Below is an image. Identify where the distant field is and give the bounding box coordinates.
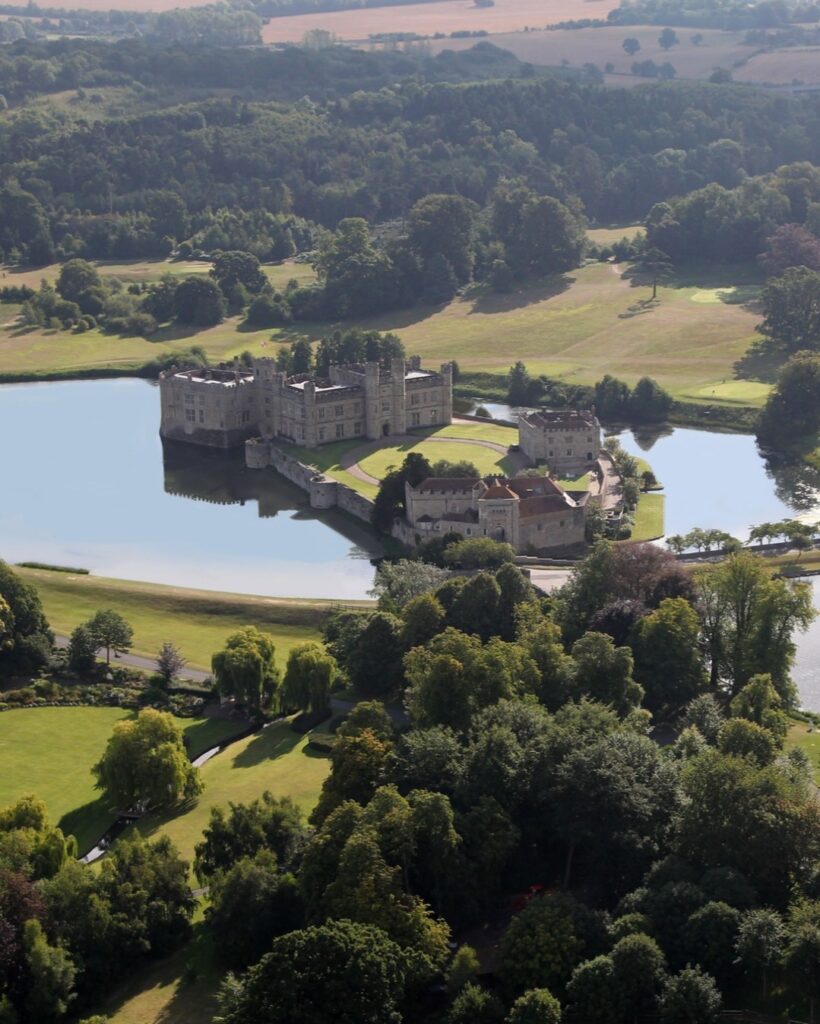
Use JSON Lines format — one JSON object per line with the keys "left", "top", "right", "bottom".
{"left": 733, "top": 46, "right": 820, "bottom": 86}
{"left": 587, "top": 224, "right": 643, "bottom": 245}
{"left": 427, "top": 25, "right": 751, "bottom": 81}
{"left": 16, "top": 567, "right": 348, "bottom": 671}
{"left": 0, "top": 707, "right": 244, "bottom": 855}
{"left": 262, "top": 0, "right": 615, "bottom": 44}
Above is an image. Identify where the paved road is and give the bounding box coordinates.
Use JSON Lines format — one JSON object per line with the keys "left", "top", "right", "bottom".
{"left": 53, "top": 635, "right": 211, "bottom": 683}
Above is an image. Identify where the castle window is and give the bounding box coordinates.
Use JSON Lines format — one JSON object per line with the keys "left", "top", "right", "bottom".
{"left": 198, "top": 410, "right": 205, "bottom": 424}
{"left": 566, "top": 449, "right": 572, "bottom": 456}
{"left": 185, "top": 408, "right": 195, "bottom": 423}
{"left": 382, "top": 401, "right": 391, "bottom": 412}
{"left": 335, "top": 405, "right": 344, "bottom": 416}
{"left": 410, "top": 394, "right": 419, "bottom": 406}
{"left": 430, "top": 409, "right": 437, "bottom": 423}
{"left": 335, "top": 423, "right": 345, "bottom": 439}
{"left": 411, "top": 412, "right": 420, "bottom": 426}
{"left": 548, "top": 449, "right": 554, "bottom": 457}
{"left": 299, "top": 425, "right": 305, "bottom": 439}
{"left": 354, "top": 421, "right": 362, "bottom": 434}
{"left": 319, "top": 408, "right": 325, "bottom": 420}
{"left": 319, "top": 427, "right": 326, "bottom": 441}
{"left": 355, "top": 402, "right": 363, "bottom": 414}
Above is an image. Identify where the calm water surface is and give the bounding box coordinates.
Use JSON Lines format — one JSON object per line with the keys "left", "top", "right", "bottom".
{"left": 0, "top": 379, "right": 381, "bottom": 599}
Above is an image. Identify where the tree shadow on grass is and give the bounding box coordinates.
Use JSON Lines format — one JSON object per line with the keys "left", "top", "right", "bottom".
{"left": 59, "top": 797, "right": 116, "bottom": 858}
{"left": 733, "top": 340, "right": 784, "bottom": 384}
{"left": 618, "top": 297, "right": 658, "bottom": 319}
{"left": 230, "top": 722, "right": 302, "bottom": 770}
{"left": 467, "top": 274, "right": 574, "bottom": 315}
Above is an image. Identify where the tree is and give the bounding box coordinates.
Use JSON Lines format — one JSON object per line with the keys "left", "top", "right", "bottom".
{"left": 174, "top": 275, "right": 226, "bottom": 326}
{"left": 683, "top": 901, "right": 740, "bottom": 983}
{"left": 571, "top": 632, "right": 643, "bottom": 715}
{"left": 448, "top": 982, "right": 505, "bottom": 1024}
{"left": 22, "top": 918, "right": 76, "bottom": 1021}
{"left": 281, "top": 643, "right": 337, "bottom": 715}
{"left": 718, "top": 718, "right": 778, "bottom": 766}
{"left": 67, "top": 623, "right": 98, "bottom": 674}
{"left": 659, "top": 27, "right": 679, "bottom": 48}
{"left": 633, "top": 598, "right": 706, "bottom": 715}
{"left": 783, "top": 901, "right": 820, "bottom": 1024}
{"left": 565, "top": 956, "right": 619, "bottom": 1024}
{"left": 448, "top": 573, "right": 502, "bottom": 641}
{"left": 194, "top": 792, "right": 305, "bottom": 882}
{"left": 409, "top": 194, "right": 478, "bottom": 283}
{"left": 86, "top": 609, "right": 133, "bottom": 665}
{"left": 659, "top": 967, "right": 722, "bottom": 1024}
{"left": 623, "top": 37, "right": 640, "bottom": 55}
{"left": 757, "top": 350, "right": 820, "bottom": 447}
{"left": 630, "top": 376, "right": 672, "bottom": 421}
{"left": 735, "top": 908, "right": 785, "bottom": 999}
{"left": 312, "top": 729, "right": 392, "bottom": 825}
{"left": 508, "top": 361, "right": 533, "bottom": 404}
{"left": 506, "top": 988, "right": 562, "bottom": 1024}
{"left": 156, "top": 641, "right": 186, "bottom": 684}
{"left": 447, "top": 945, "right": 480, "bottom": 994}
{"left": 443, "top": 538, "right": 515, "bottom": 571}
{"left": 56, "top": 258, "right": 101, "bottom": 307}
{"left": 757, "top": 266, "right": 820, "bottom": 354}
{"left": 370, "top": 559, "right": 449, "bottom": 611}
{"left": 93, "top": 708, "right": 202, "bottom": 811}
{"left": 631, "top": 247, "right": 673, "bottom": 299}
{"left": 215, "top": 919, "right": 420, "bottom": 1024}
{"left": 610, "top": 932, "right": 668, "bottom": 1019}
{"left": 348, "top": 612, "right": 405, "bottom": 698}
{"left": 0, "top": 560, "right": 52, "bottom": 675}
{"left": 401, "top": 593, "right": 446, "bottom": 650}
{"left": 499, "top": 892, "right": 607, "bottom": 998}
{"left": 212, "top": 627, "right": 280, "bottom": 712}
{"left": 210, "top": 250, "right": 267, "bottom": 301}
{"left": 758, "top": 223, "right": 820, "bottom": 276}
{"left": 207, "top": 851, "right": 303, "bottom": 969}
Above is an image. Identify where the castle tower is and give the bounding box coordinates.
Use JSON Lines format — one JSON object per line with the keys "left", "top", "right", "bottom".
{"left": 364, "top": 362, "right": 381, "bottom": 440}
{"left": 440, "top": 362, "right": 453, "bottom": 425}
{"left": 302, "top": 380, "right": 318, "bottom": 447}
{"left": 391, "top": 356, "right": 407, "bottom": 435}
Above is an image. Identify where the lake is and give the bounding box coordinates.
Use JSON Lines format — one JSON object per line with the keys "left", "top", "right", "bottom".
{"left": 1, "top": 380, "right": 817, "bottom": 707}
{"left": 0, "top": 379, "right": 382, "bottom": 599}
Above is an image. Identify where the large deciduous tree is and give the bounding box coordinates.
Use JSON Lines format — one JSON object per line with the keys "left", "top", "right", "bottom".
{"left": 281, "top": 643, "right": 337, "bottom": 715}
{"left": 212, "top": 627, "right": 280, "bottom": 712}
{"left": 757, "top": 265, "right": 820, "bottom": 354}
{"left": 93, "top": 707, "right": 202, "bottom": 811}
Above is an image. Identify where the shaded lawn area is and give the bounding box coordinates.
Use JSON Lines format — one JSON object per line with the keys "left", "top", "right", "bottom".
{"left": 631, "top": 492, "right": 665, "bottom": 542}
{"left": 131, "top": 718, "right": 331, "bottom": 866}
{"left": 786, "top": 721, "right": 820, "bottom": 785}
{"left": 17, "top": 567, "right": 342, "bottom": 671}
{"left": 0, "top": 707, "right": 245, "bottom": 856}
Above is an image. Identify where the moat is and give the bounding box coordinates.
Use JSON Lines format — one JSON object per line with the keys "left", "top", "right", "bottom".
{"left": 1, "top": 379, "right": 818, "bottom": 708}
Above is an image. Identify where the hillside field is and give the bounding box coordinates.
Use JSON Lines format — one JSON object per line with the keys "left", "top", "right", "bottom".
{"left": 16, "top": 567, "right": 353, "bottom": 670}
{"left": 1, "top": 260, "right": 768, "bottom": 409}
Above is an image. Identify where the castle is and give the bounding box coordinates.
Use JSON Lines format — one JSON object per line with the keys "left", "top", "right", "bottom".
{"left": 404, "top": 473, "right": 588, "bottom": 551}
{"left": 159, "top": 357, "right": 453, "bottom": 449}
{"left": 518, "top": 409, "right": 602, "bottom": 476}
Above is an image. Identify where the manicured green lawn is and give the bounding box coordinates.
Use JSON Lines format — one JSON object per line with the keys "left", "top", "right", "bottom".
{"left": 0, "top": 707, "right": 245, "bottom": 855}
{"left": 132, "top": 718, "right": 330, "bottom": 867}
{"left": 786, "top": 721, "right": 820, "bottom": 784}
{"left": 586, "top": 225, "right": 643, "bottom": 244}
{"left": 17, "top": 567, "right": 362, "bottom": 671}
{"left": 557, "top": 471, "right": 592, "bottom": 491}
{"left": 283, "top": 437, "right": 379, "bottom": 497}
{"left": 1, "top": 261, "right": 767, "bottom": 409}
{"left": 359, "top": 438, "right": 515, "bottom": 480}
{"left": 432, "top": 421, "right": 518, "bottom": 446}
{"left": 631, "top": 492, "right": 665, "bottom": 541}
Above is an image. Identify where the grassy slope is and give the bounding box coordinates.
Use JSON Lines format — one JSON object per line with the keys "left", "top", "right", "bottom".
{"left": 786, "top": 721, "right": 820, "bottom": 784}
{"left": 1, "top": 261, "right": 766, "bottom": 408}
{"left": 16, "top": 567, "right": 369, "bottom": 670}
{"left": 631, "top": 492, "right": 665, "bottom": 541}
{"left": 131, "top": 718, "right": 330, "bottom": 866}
{"left": 0, "top": 707, "right": 245, "bottom": 854}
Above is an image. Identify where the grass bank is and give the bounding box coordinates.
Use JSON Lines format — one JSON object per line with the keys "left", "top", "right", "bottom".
{"left": 0, "top": 707, "right": 246, "bottom": 855}
{"left": 786, "top": 721, "right": 820, "bottom": 785}
{"left": 16, "top": 567, "right": 371, "bottom": 671}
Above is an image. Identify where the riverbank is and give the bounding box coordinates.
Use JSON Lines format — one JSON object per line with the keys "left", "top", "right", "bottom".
{"left": 16, "top": 567, "right": 371, "bottom": 671}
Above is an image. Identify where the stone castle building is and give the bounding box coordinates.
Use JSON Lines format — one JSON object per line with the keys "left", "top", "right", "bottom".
{"left": 159, "top": 356, "right": 453, "bottom": 449}
{"left": 518, "top": 409, "right": 602, "bottom": 476}
{"left": 404, "top": 473, "right": 588, "bottom": 553}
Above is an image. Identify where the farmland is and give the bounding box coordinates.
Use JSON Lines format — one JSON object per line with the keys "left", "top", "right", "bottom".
{"left": 262, "top": 0, "right": 616, "bottom": 44}
{"left": 427, "top": 25, "right": 752, "bottom": 83}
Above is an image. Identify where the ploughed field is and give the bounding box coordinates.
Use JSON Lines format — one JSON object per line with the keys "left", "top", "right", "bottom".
{"left": 261, "top": 0, "right": 615, "bottom": 44}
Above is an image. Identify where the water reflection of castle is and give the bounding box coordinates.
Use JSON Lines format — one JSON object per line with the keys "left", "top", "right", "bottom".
{"left": 161, "top": 440, "right": 384, "bottom": 554}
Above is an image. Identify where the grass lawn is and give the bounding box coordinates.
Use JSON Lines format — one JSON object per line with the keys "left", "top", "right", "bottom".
{"left": 631, "top": 492, "right": 665, "bottom": 541}
{"left": 433, "top": 421, "right": 518, "bottom": 446}
{"left": 2, "top": 262, "right": 767, "bottom": 410}
{"left": 359, "top": 437, "right": 515, "bottom": 480}
{"left": 132, "top": 718, "right": 331, "bottom": 866}
{"left": 586, "top": 225, "right": 643, "bottom": 245}
{"left": 0, "top": 707, "right": 245, "bottom": 855}
{"left": 786, "top": 721, "right": 820, "bottom": 784}
{"left": 283, "top": 437, "right": 379, "bottom": 497}
{"left": 16, "top": 567, "right": 366, "bottom": 671}
{"left": 557, "top": 471, "right": 592, "bottom": 491}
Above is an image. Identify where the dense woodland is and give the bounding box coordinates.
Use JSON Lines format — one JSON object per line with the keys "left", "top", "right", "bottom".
{"left": 1, "top": 542, "right": 819, "bottom": 1023}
